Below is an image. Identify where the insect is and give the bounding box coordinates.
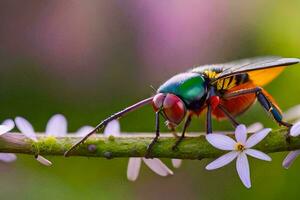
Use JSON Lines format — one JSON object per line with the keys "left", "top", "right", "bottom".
{"left": 65, "top": 56, "right": 300, "bottom": 157}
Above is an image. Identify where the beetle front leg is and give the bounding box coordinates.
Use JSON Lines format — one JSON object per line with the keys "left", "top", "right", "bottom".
{"left": 145, "top": 111, "right": 161, "bottom": 158}
{"left": 206, "top": 103, "right": 213, "bottom": 134}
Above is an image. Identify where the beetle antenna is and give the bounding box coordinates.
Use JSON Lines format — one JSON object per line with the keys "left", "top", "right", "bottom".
{"left": 149, "top": 85, "right": 157, "bottom": 92}
{"left": 64, "top": 97, "right": 154, "bottom": 157}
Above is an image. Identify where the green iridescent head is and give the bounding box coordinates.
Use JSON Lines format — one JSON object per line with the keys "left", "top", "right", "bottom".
{"left": 157, "top": 72, "right": 207, "bottom": 107}
{"left": 152, "top": 72, "right": 207, "bottom": 127}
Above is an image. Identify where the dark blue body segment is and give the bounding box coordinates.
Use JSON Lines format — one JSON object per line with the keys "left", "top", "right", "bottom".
{"left": 257, "top": 92, "right": 283, "bottom": 121}
{"left": 270, "top": 107, "right": 282, "bottom": 122}
{"left": 157, "top": 72, "right": 208, "bottom": 109}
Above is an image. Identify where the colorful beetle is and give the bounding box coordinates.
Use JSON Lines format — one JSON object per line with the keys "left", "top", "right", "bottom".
{"left": 65, "top": 56, "right": 300, "bottom": 157}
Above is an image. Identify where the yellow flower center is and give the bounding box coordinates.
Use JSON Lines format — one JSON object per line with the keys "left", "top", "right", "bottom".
{"left": 235, "top": 143, "right": 245, "bottom": 151}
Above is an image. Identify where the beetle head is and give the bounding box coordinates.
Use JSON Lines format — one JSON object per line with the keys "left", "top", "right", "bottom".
{"left": 152, "top": 93, "right": 187, "bottom": 127}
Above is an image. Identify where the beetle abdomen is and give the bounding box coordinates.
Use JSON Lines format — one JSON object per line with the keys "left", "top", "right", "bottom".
{"left": 213, "top": 82, "right": 256, "bottom": 119}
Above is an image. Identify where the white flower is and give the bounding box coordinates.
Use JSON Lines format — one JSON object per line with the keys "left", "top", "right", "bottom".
{"left": 171, "top": 159, "right": 182, "bottom": 168}
{"left": 75, "top": 126, "right": 95, "bottom": 137}
{"left": 246, "top": 122, "right": 264, "bottom": 133}
{"left": 45, "top": 114, "right": 68, "bottom": 137}
{"left": 0, "top": 119, "right": 15, "bottom": 136}
{"left": 283, "top": 104, "right": 300, "bottom": 123}
{"left": 0, "top": 119, "right": 17, "bottom": 163}
{"left": 172, "top": 123, "right": 264, "bottom": 169}
{"left": 290, "top": 121, "right": 300, "bottom": 137}
{"left": 280, "top": 104, "right": 300, "bottom": 169}
{"left": 103, "top": 120, "right": 173, "bottom": 181}
{"left": 45, "top": 114, "right": 94, "bottom": 137}
{"left": 15, "top": 114, "right": 93, "bottom": 166}
{"left": 205, "top": 124, "right": 272, "bottom": 188}
{"left": 242, "top": 105, "right": 300, "bottom": 169}
{"left": 282, "top": 150, "right": 300, "bottom": 169}
{"left": 282, "top": 121, "right": 300, "bottom": 169}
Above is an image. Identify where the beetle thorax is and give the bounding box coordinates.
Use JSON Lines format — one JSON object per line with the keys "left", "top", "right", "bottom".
{"left": 157, "top": 72, "right": 208, "bottom": 110}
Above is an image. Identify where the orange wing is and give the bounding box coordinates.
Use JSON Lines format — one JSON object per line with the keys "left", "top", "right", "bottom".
{"left": 247, "top": 67, "right": 285, "bottom": 86}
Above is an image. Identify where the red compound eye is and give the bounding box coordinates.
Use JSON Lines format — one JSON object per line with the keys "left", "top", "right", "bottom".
{"left": 152, "top": 93, "right": 166, "bottom": 111}
{"left": 163, "top": 94, "right": 186, "bottom": 125}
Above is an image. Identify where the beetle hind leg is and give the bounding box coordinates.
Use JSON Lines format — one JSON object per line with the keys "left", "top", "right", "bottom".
{"left": 224, "top": 87, "right": 292, "bottom": 129}
{"left": 259, "top": 90, "right": 294, "bottom": 144}
{"left": 256, "top": 90, "right": 292, "bottom": 128}
{"left": 256, "top": 89, "right": 293, "bottom": 142}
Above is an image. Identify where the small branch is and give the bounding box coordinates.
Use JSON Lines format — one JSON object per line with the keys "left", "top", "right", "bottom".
{"left": 0, "top": 128, "right": 297, "bottom": 159}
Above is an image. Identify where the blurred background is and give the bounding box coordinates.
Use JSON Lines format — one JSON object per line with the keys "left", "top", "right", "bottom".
{"left": 0, "top": 0, "right": 300, "bottom": 199}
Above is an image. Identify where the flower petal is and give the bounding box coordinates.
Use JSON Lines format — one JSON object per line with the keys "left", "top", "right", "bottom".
{"left": 127, "top": 158, "right": 142, "bottom": 181}
{"left": 0, "top": 153, "right": 17, "bottom": 162}
{"left": 247, "top": 122, "right": 263, "bottom": 133}
{"left": 171, "top": 159, "right": 182, "bottom": 168}
{"left": 142, "top": 158, "right": 173, "bottom": 176}
{"left": 35, "top": 155, "right": 52, "bottom": 166}
{"left": 282, "top": 150, "right": 300, "bottom": 169}
{"left": 245, "top": 128, "right": 271, "bottom": 148}
{"left": 103, "top": 120, "right": 121, "bottom": 136}
{"left": 76, "top": 126, "right": 94, "bottom": 137}
{"left": 236, "top": 152, "right": 251, "bottom": 188}
{"left": 206, "top": 151, "right": 239, "bottom": 170}
{"left": 45, "top": 114, "right": 67, "bottom": 137}
{"left": 244, "top": 149, "right": 271, "bottom": 161}
{"left": 2, "top": 119, "right": 15, "bottom": 131}
{"left": 15, "top": 117, "right": 37, "bottom": 141}
{"left": 235, "top": 124, "right": 247, "bottom": 144}
{"left": 290, "top": 122, "right": 300, "bottom": 136}
{"left": 283, "top": 104, "right": 300, "bottom": 122}
{"left": 0, "top": 125, "right": 13, "bottom": 136}
{"left": 206, "top": 134, "right": 236, "bottom": 150}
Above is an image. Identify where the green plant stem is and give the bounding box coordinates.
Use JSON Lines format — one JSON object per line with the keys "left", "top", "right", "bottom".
{"left": 0, "top": 128, "right": 296, "bottom": 159}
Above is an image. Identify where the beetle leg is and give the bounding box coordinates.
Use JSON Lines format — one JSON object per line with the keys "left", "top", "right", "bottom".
{"left": 217, "top": 104, "right": 239, "bottom": 128}
{"left": 145, "top": 111, "right": 161, "bottom": 158}
{"left": 256, "top": 91, "right": 292, "bottom": 142}
{"left": 170, "top": 126, "right": 179, "bottom": 138}
{"left": 172, "top": 114, "right": 192, "bottom": 150}
{"left": 256, "top": 92, "right": 292, "bottom": 127}
{"left": 223, "top": 87, "right": 292, "bottom": 128}
{"left": 223, "top": 87, "right": 261, "bottom": 99}
{"left": 206, "top": 87, "right": 215, "bottom": 134}
{"left": 206, "top": 103, "right": 213, "bottom": 134}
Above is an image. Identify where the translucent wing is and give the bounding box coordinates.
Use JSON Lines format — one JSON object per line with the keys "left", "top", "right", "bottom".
{"left": 215, "top": 57, "right": 300, "bottom": 85}
{"left": 192, "top": 56, "right": 280, "bottom": 75}
{"left": 220, "top": 56, "right": 281, "bottom": 71}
